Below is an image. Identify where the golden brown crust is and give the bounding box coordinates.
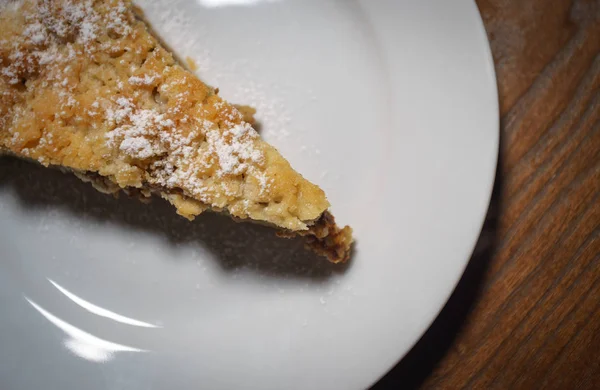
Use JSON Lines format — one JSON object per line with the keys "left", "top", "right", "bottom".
{"left": 0, "top": 0, "right": 353, "bottom": 262}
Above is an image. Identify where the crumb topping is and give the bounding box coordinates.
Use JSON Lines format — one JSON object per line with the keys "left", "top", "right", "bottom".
{"left": 0, "top": 0, "right": 331, "bottom": 231}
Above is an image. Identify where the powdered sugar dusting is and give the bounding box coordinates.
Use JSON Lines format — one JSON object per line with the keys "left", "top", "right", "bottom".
{"left": 206, "top": 122, "right": 263, "bottom": 176}
{"left": 105, "top": 97, "right": 169, "bottom": 160}
{"left": 0, "top": 0, "right": 132, "bottom": 109}
{"left": 36, "top": 0, "right": 105, "bottom": 47}
{"left": 102, "top": 95, "right": 265, "bottom": 206}
{"left": 256, "top": 170, "right": 271, "bottom": 194}
{"left": 128, "top": 74, "right": 157, "bottom": 86}
{"left": 119, "top": 136, "right": 155, "bottom": 159}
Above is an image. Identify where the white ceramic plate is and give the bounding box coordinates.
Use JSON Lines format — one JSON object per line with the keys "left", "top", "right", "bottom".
{"left": 0, "top": 0, "right": 498, "bottom": 389}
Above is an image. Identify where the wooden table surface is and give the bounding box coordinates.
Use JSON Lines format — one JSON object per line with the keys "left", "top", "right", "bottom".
{"left": 375, "top": 0, "right": 600, "bottom": 389}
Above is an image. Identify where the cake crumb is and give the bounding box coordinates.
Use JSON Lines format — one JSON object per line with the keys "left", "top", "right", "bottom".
{"left": 185, "top": 56, "right": 198, "bottom": 71}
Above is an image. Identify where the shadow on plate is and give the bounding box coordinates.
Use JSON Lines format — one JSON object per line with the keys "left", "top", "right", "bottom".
{"left": 372, "top": 160, "right": 502, "bottom": 389}
{"left": 0, "top": 157, "right": 351, "bottom": 282}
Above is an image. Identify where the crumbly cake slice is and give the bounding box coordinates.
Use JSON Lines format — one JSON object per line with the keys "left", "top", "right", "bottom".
{"left": 0, "top": 0, "right": 352, "bottom": 262}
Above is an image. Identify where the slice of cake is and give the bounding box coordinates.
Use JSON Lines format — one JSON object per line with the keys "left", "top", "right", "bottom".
{"left": 0, "top": 0, "right": 353, "bottom": 262}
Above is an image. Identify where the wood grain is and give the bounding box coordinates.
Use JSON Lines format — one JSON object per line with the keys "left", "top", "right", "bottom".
{"left": 374, "top": 0, "right": 599, "bottom": 388}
